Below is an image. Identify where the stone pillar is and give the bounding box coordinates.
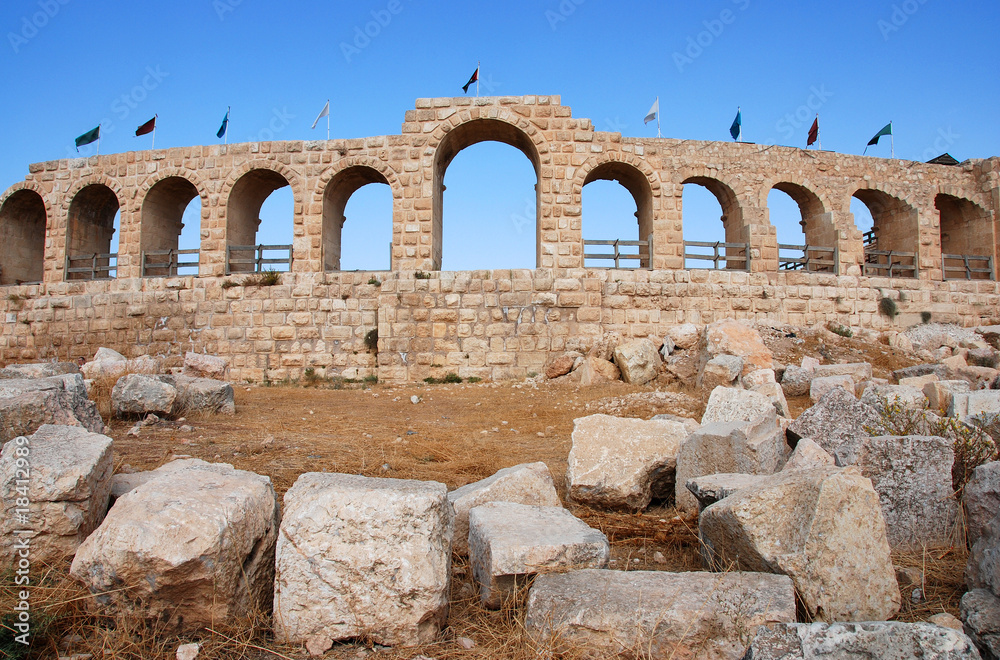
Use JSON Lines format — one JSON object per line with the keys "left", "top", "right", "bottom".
{"left": 655, "top": 183, "right": 684, "bottom": 270}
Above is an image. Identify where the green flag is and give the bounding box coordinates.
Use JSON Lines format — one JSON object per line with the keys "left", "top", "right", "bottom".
{"left": 75, "top": 125, "right": 100, "bottom": 151}
{"left": 864, "top": 122, "right": 892, "bottom": 154}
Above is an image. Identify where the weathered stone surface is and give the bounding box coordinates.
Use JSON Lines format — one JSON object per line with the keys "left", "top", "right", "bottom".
{"left": 704, "top": 319, "right": 773, "bottom": 376}
{"left": 660, "top": 335, "right": 676, "bottom": 358}
{"left": 743, "top": 621, "right": 982, "bottom": 659}
{"left": 0, "top": 374, "right": 105, "bottom": 443}
{"left": 665, "top": 352, "right": 700, "bottom": 381}
{"left": 544, "top": 352, "right": 580, "bottom": 379}
{"left": 810, "top": 374, "right": 856, "bottom": 403}
{"left": 0, "top": 362, "right": 80, "bottom": 379}
{"left": 274, "top": 473, "right": 452, "bottom": 648}
{"left": 786, "top": 387, "right": 881, "bottom": 466}
{"left": 469, "top": 502, "right": 609, "bottom": 608}
{"left": 813, "top": 362, "right": 874, "bottom": 382}
{"left": 699, "top": 466, "right": 901, "bottom": 622}
{"left": 701, "top": 386, "right": 776, "bottom": 426}
{"left": 686, "top": 473, "right": 763, "bottom": 512}
{"left": 577, "top": 356, "right": 620, "bottom": 385}
{"left": 71, "top": 460, "right": 278, "bottom": 631}
{"left": 0, "top": 424, "right": 112, "bottom": 564}
{"left": 900, "top": 373, "right": 940, "bottom": 388}
{"left": 612, "top": 338, "right": 660, "bottom": 385}
{"left": 961, "top": 589, "right": 1000, "bottom": 660}
{"left": 895, "top": 363, "right": 953, "bottom": 383}
{"left": 929, "top": 612, "right": 966, "bottom": 631}
{"left": 675, "top": 412, "right": 783, "bottom": 514}
{"left": 954, "top": 366, "right": 1000, "bottom": 390}
{"left": 783, "top": 437, "right": 836, "bottom": 471}
{"left": 753, "top": 382, "right": 791, "bottom": 417}
{"left": 109, "top": 471, "right": 156, "bottom": 504}
{"left": 701, "top": 354, "right": 744, "bottom": 389}
{"left": 567, "top": 414, "right": 687, "bottom": 510}
{"left": 111, "top": 373, "right": 176, "bottom": 418}
{"left": 183, "top": 351, "right": 229, "bottom": 379}
{"left": 586, "top": 331, "right": 622, "bottom": 361}
{"left": 159, "top": 374, "right": 235, "bottom": 416}
{"left": 906, "top": 323, "right": 981, "bottom": 352}
{"left": 858, "top": 435, "right": 959, "bottom": 549}
{"left": 448, "top": 462, "right": 560, "bottom": 554}
{"left": 861, "top": 383, "right": 927, "bottom": 411}
{"left": 780, "top": 364, "right": 814, "bottom": 397}
{"left": 951, "top": 391, "right": 1000, "bottom": 421}
{"left": 970, "top": 347, "right": 1000, "bottom": 369}
{"left": 966, "top": 462, "right": 1000, "bottom": 594}
{"left": 526, "top": 569, "right": 795, "bottom": 660}
{"left": 80, "top": 347, "right": 128, "bottom": 380}
{"left": 926, "top": 380, "right": 973, "bottom": 413}
{"left": 651, "top": 413, "right": 701, "bottom": 434}
{"left": 667, "top": 323, "right": 701, "bottom": 350}
{"left": 744, "top": 368, "right": 776, "bottom": 389}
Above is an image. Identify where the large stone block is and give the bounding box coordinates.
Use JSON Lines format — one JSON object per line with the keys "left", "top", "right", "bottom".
{"left": 703, "top": 319, "right": 773, "bottom": 376}
{"left": 782, "top": 437, "right": 835, "bottom": 471}
{"left": 813, "top": 362, "right": 874, "bottom": 382}
{"left": 159, "top": 374, "right": 236, "bottom": 416}
{"left": 926, "top": 380, "right": 972, "bottom": 413}
{"left": 567, "top": 414, "right": 687, "bottom": 510}
{"left": 0, "top": 424, "right": 112, "bottom": 564}
{"left": 699, "top": 466, "right": 901, "bottom": 622}
{"left": 612, "top": 338, "right": 660, "bottom": 385}
{"left": 80, "top": 347, "right": 127, "bottom": 380}
{"left": 675, "top": 412, "right": 783, "bottom": 514}
{"left": 274, "top": 473, "right": 452, "bottom": 648}
{"left": 71, "top": 460, "right": 278, "bottom": 631}
{"left": 701, "top": 386, "right": 776, "bottom": 425}
{"left": 700, "top": 354, "right": 743, "bottom": 389}
{"left": 468, "top": 502, "right": 608, "bottom": 608}
{"left": 860, "top": 383, "right": 927, "bottom": 411}
{"left": 0, "top": 362, "right": 80, "bottom": 379}
{"left": 686, "top": 472, "right": 763, "bottom": 512}
{"left": 0, "top": 374, "right": 105, "bottom": 443}
{"left": 183, "top": 351, "right": 229, "bottom": 379}
{"left": 810, "top": 374, "right": 856, "bottom": 403}
{"left": 780, "top": 364, "right": 814, "bottom": 397}
{"left": 961, "top": 588, "right": 1000, "bottom": 660}
{"left": 526, "top": 569, "right": 795, "bottom": 659}
{"left": 111, "top": 373, "right": 176, "bottom": 418}
{"left": 744, "top": 621, "right": 982, "bottom": 659}
{"left": 966, "top": 461, "right": 1000, "bottom": 595}
{"left": 786, "top": 387, "right": 881, "bottom": 466}
{"left": 667, "top": 323, "right": 701, "bottom": 350}
{"left": 447, "top": 462, "right": 560, "bottom": 554}
{"left": 950, "top": 391, "right": 1000, "bottom": 421}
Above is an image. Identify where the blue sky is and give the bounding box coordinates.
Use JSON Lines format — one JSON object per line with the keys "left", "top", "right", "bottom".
{"left": 2, "top": 0, "right": 998, "bottom": 271}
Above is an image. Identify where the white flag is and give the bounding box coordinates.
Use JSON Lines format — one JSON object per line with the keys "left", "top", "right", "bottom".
{"left": 644, "top": 97, "right": 659, "bottom": 125}
{"left": 311, "top": 100, "right": 330, "bottom": 130}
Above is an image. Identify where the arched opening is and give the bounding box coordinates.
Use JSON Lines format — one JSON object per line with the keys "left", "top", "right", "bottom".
{"left": 66, "top": 184, "right": 120, "bottom": 280}
{"left": 323, "top": 166, "right": 392, "bottom": 271}
{"left": 226, "top": 169, "right": 293, "bottom": 274}
{"left": 433, "top": 119, "right": 540, "bottom": 270}
{"left": 681, "top": 177, "right": 746, "bottom": 270}
{"left": 768, "top": 183, "right": 836, "bottom": 273}
{"left": 0, "top": 190, "right": 46, "bottom": 284}
{"left": 937, "top": 194, "right": 994, "bottom": 280}
{"left": 140, "top": 177, "right": 202, "bottom": 276}
{"left": 852, "top": 189, "right": 919, "bottom": 277}
{"left": 582, "top": 162, "right": 653, "bottom": 268}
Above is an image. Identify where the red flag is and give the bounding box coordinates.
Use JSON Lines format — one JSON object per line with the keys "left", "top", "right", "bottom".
{"left": 135, "top": 116, "right": 156, "bottom": 137}
{"left": 807, "top": 116, "right": 819, "bottom": 147}
{"left": 462, "top": 66, "right": 479, "bottom": 94}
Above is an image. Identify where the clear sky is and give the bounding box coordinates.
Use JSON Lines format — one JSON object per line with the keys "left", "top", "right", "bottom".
{"left": 2, "top": 0, "right": 998, "bottom": 272}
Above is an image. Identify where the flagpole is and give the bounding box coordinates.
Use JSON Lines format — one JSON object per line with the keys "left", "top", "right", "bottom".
{"left": 226, "top": 107, "right": 229, "bottom": 145}
{"left": 656, "top": 97, "right": 661, "bottom": 138}
{"left": 326, "top": 100, "right": 330, "bottom": 141}
{"left": 97, "top": 123, "right": 101, "bottom": 156}
{"left": 476, "top": 61, "right": 480, "bottom": 98}
{"left": 890, "top": 121, "right": 894, "bottom": 159}
{"left": 817, "top": 114, "right": 821, "bottom": 150}
{"left": 151, "top": 114, "right": 156, "bottom": 150}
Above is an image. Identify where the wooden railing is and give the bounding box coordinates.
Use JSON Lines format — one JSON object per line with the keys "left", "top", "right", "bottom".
{"left": 65, "top": 253, "right": 117, "bottom": 280}
{"left": 226, "top": 244, "right": 292, "bottom": 274}
{"left": 943, "top": 254, "right": 994, "bottom": 280}
{"left": 583, "top": 235, "right": 653, "bottom": 269}
{"left": 141, "top": 249, "right": 200, "bottom": 277}
{"left": 863, "top": 249, "right": 918, "bottom": 278}
{"left": 683, "top": 241, "right": 751, "bottom": 271}
{"left": 778, "top": 244, "right": 839, "bottom": 274}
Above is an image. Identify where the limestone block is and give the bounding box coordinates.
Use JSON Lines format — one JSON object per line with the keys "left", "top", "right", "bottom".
{"left": 0, "top": 425, "right": 112, "bottom": 564}
{"left": 667, "top": 323, "right": 700, "bottom": 350}
{"left": 159, "top": 375, "right": 235, "bottom": 416}
{"left": 944, "top": 354, "right": 970, "bottom": 371}
{"left": 577, "top": 356, "right": 620, "bottom": 385}
{"left": 813, "top": 362, "right": 874, "bottom": 382}
{"left": 80, "top": 347, "right": 127, "bottom": 379}
{"left": 786, "top": 387, "right": 881, "bottom": 466}
{"left": 0, "top": 374, "right": 105, "bottom": 443}
{"left": 860, "top": 383, "right": 927, "bottom": 411}
{"left": 926, "top": 380, "right": 972, "bottom": 413}
{"left": 703, "top": 319, "right": 773, "bottom": 375}
{"left": 900, "top": 373, "right": 940, "bottom": 388}
{"left": 447, "top": 462, "right": 560, "bottom": 554}
{"left": 782, "top": 438, "right": 836, "bottom": 471}
{"left": 970, "top": 347, "right": 1000, "bottom": 369}
{"left": 699, "top": 466, "right": 901, "bottom": 622}
{"left": 586, "top": 331, "right": 622, "bottom": 361}
{"left": 701, "top": 386, "right": 775, "bottom": 426}
{"left": 111, "top": 374, "right": 176, "bottom": 418}
{"left": 744, "top": 621, "right": 981, "bottom": 659}
{"left": 183, "top": 351, "right": 229, "bottom": 379}
{"left": 651, "top": 413, "right": 701, "bottom": 434}
{"left": 274, "top": 473, "right": 452, "bottom": 648}
{"left": 951, "top": 391, "right": 1000, "bottom": 421}
{"left": 675, "top": 411, "right": 783, "bottom": 514}
{"left": 753, "top": 382, "right": 790, "bottom": 418}
{"left": 780, "top": 364, "right": 814, "bottom": 397}
{"left": 894, "top": 363, "right": 951, "bottom": 383}
{"left": 801, "top": 356, "right": 821, "bottom": 370}
{"left": 544, "top": 352, "right": 580, "bottom": 379}
{"left": 612, "top": 338, "right": 660, "bottom": 385}
{"left": 700, "top": 354, "right": 743, "bottom": 389}
{"left": 126, "top": 355, "right": 162, "bottom": 374}
{"left": 685, "top": 473, "right": 762, "bottom": 512}
{"left": 665, "top": 353, "right": 700, "bottom": 381}
{"left": 525, "top": 569, "right": 795, "bottom": 659}
{"left": 469, "top": 502, "right": 609, "bottom": 608}
{"left": 567, "top": 414, "right": 687, "bottom": 510}
{"left": 0, "top": 362, "right": 80, "bottom": 379}
{"left": 660, "top": 335, "right": 676, "bottom": 358}
{"left": 71, "top": 460, "right": 278, "bottom": 631}
{"left": 810, "top": 374, "right": 856, "bottom": 403}
{"left": 966, "top": 462, "right": 1000, "bottom": 594}
{"left": 961, "top": 589, "right": 1000, "bottom": 660}
{"left": 858, "top": 435, "right": 959, "bottom": 549}
{"left": 744, "top": 368, "right": 776, "bottom": 389}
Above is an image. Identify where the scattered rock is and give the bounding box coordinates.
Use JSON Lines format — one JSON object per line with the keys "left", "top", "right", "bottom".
{"left": 928, "top": 613, "right": 964, "bottom": 631}
{"left": 685, "top": 473, "right": 762, "bottom": 512}
{"left": 587, "top": 331, "right": 623, "bottom": 361}
{"left": 703, "top": 319, "right": 773, "bottom": 376}
{"left": 786, "top": 387, "right": 881, "bottom": 466}
{"left": 0, "top": 362, "right": 80, "bottom": 379}
{"left": 544, "top": 352, "right": 580, "bottom": 379}
{"left": 176, "top": 642, "right": 201, "bottom": 660}
{"left": 970, "top": 347, "right": 1000, "bottom": 369}
{"left": 860, "top": 383, "right": 927, "bottom": 411}
{"left": 183, "top": 352, "right": 229, "bottom": 379}
{"left": 667, "top": 323, "right": 701, "bottom": 350}
{"left": 80, "top": 348, "right": 127, "bottom": 380}
{"left": 965, "top": 461, "right": 1000, "bottom": 594}
{"left": 782, "top": 437, "right": 835, "bottom": 471}
{"left": 961, "top": 588, "right": 1000, "bottom": 660}
{"left": 612, "top": 338, "right": 660, "bottom": 385}
{"left": 810, "top": 374, "right": 856, "bottom": 403}
{"left": 899, "top": 373, "right": 940, "bottom": 388}
{"left": 925, "top": 380, "right": 972, "bottom": 413}
{"left": 744, "top": 368, "right": 776, "bottom": 389}
{"left": 158, "top": 375, "right": 235, "bottom": 416}
{"left": 743, "top": 621, "right": 981, "bottom": 659}
{"left": 111, "top": 374, "right": 176, "bottom": 418}
{"left": 456, "top": 636, "right": 476, "bottom": 650}
{"left": 780, "top": 364, "right": 814, "bottom": 397}
{"left": 700, "top": 354, "right": 744, "bottom": 389}
{"left": 0, "top": 374, "right": 105, "bottom": 443}
{"left": 577, "top": 356, "right": 620, "bottom": 385}
{"left": 659, "top": 335, "right": 676, "bottom": 359}
{"left": 701, "top": 386, "right": 776, "bottom": 426}
{"left": 410, "top": 395, "right": 421, "bottom": 404}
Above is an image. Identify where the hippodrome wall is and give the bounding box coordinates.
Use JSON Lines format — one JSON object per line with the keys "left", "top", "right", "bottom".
{"left": 1, "top": 95, "right": 999, "bottom": 382}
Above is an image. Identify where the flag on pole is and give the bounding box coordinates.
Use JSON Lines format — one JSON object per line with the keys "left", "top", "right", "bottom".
{"left": 644, "top": 98, "right": 659, "bottom": 125}
{"left": 807, "top": 116, "right": 819, "bottom": 147}
{"left": 311, "top": 100, "right": 330, "bottom": 130}
{"left": 462, "top": 66, "right": 479, "bottom": 94}
{"left": 75, "top": 125, "right": 100, "bottom": 151}
{"left": 864, "top": 122, "right": 892, "bottom": 154}
{"left": 216, "top": 108, "right": 230, "bottom": 139}
{"left": 135, "top": 116, "right": 156, "bottom": 137}
{"left": 729, "top": 108, "right": 742, "bottom": 141}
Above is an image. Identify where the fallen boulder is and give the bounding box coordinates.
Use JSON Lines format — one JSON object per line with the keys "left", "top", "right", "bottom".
{"left": 667, "top": 323, "right": 700, "bottom": 350}
{"left": 111, "top": 374, "right": 176, "bottom": 418}
{"left": 743, "top": 621, "right": 982, "bottom": 659}
{"left": 703, "top": 319, "right": 773, "bottom": 376}
{"left": 0, "top": 362, "right": 80, "bottom": 379}
{"left": 960, "top": 588, "right": 1000, "bottom": 660}
{"left": 612, "top": 339, "right": 660, "bottom": 385}
{"left": 183, "top": 351, "right": 229, "bottom": 379}
{"left": 700, "top": 354, "right": 743, "bottom": 389}
{"left": 965, "top": 461, "right": 1000, "bottom": 594}
{"left": 810, "top": 374, "right": 856, "bottom": 403}
{"left": 685, "top": 473, "right": 762, "bottom": 512}
{"left": 577, "top": 356, "right": 620, "bottom": 385}
{"left": 701, "top": 386, "right": 776, "bottom": 426}
{"left": 782, "top": 437, "right": 836, "bottom": 471}
{"left": 780, "top": 364, "right": 814, "bottom": 397}
{"left": 860, "top": 383, "right": 927, "bottom": 411}
{"left": 0, "top": 374, "right": 104, "bottom": 443}
{"left": 159, "top": 374, "right": 235, "bottom": 416}
{"left": 926, "top": 380, "right": 972, "bottom": 413}
{"left": 80, "top": 347, "right": 128, "bottom": 380}
{"left": 786, "top": 387, "right": 882, "bottom": 466}
{"left": 544, "top": 352, "right": 580, "bottom": 379}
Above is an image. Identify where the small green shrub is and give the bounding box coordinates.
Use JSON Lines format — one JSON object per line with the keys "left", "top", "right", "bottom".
{"left": 921, "top": 311, "right": 932, "bottom": 324}
{"left": 827, "top": 323, "right": 853, "bottom": 338}
{"left": 443, "top": 372, "right": 462, "bottom": 384}
{"left": 367, "top": 277, "right": 382, "bottom": 286}
{"left": 878, "top": 296, "right": 898, "bottom": 319}
{"left": 414, "top": 271, "right": 431, "bottom": 280}
{"left": 467, "top": 376, "right": 482, "bottom": 383}
{"left": 243, "top": 270, "right": 281, "bottom": 287}
{"left": 364, "top": 329, "right": 378, "bottom": 352}
{"left": 221, "top": 279, "right": 239, "bottom": 289}
{"left": 363, "top": 374, "right": 378, "bottom": 383}
{"left": 423, "top": 376, "right": 439, "bottom": 384}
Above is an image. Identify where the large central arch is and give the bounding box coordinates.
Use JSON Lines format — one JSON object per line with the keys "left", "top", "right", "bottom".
{"left": 432, "top": 118, "right": 541, "bottom": 270}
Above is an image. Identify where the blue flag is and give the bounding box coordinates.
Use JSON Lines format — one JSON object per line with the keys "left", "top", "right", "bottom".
{"left": 216, "top": 107, "right": 230, "bottom": 139}
{"left": 729, "top": 108, "right": 742, "bottom": 141}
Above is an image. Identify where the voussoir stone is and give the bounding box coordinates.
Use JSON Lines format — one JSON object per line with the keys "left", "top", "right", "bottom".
{"left": 526, "top": 569, "right": 795, "bottom": 660}
{"left": 786, "top": 386, "right": 881, "bottom": 466}
{"left": 699, "top": 466, "right": 901, "bottom": 622}
{"left": 743, "top": 621, "right": 982, "bottom": 660}
{"left": 274, "top": 473, "right": 452, "bottom": 648}
{"left": 447, "top": 462, "right": 561, "bottom": 554}
{"left": 0, "top": 374, "right": 105, "bottom": 443}
{"left": 567, "top": 414, "right": 687, "bottom": 510}
{"left": 0, "top": 424, "right": 112, "bottom": 565}
{"left": 612, "top": 338, "right": 660, "bottom": 385}
{"left": 71, "top": 459, "right": 279, "bottom": 631}
{"left": 468, "top": 502, "right": 609, "bottom": 608}
{"left": 701, "top": 386, "right": 777, "bottom": 426}
{"left": 111, "top": 373, "right": 176, "bottom": 418}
